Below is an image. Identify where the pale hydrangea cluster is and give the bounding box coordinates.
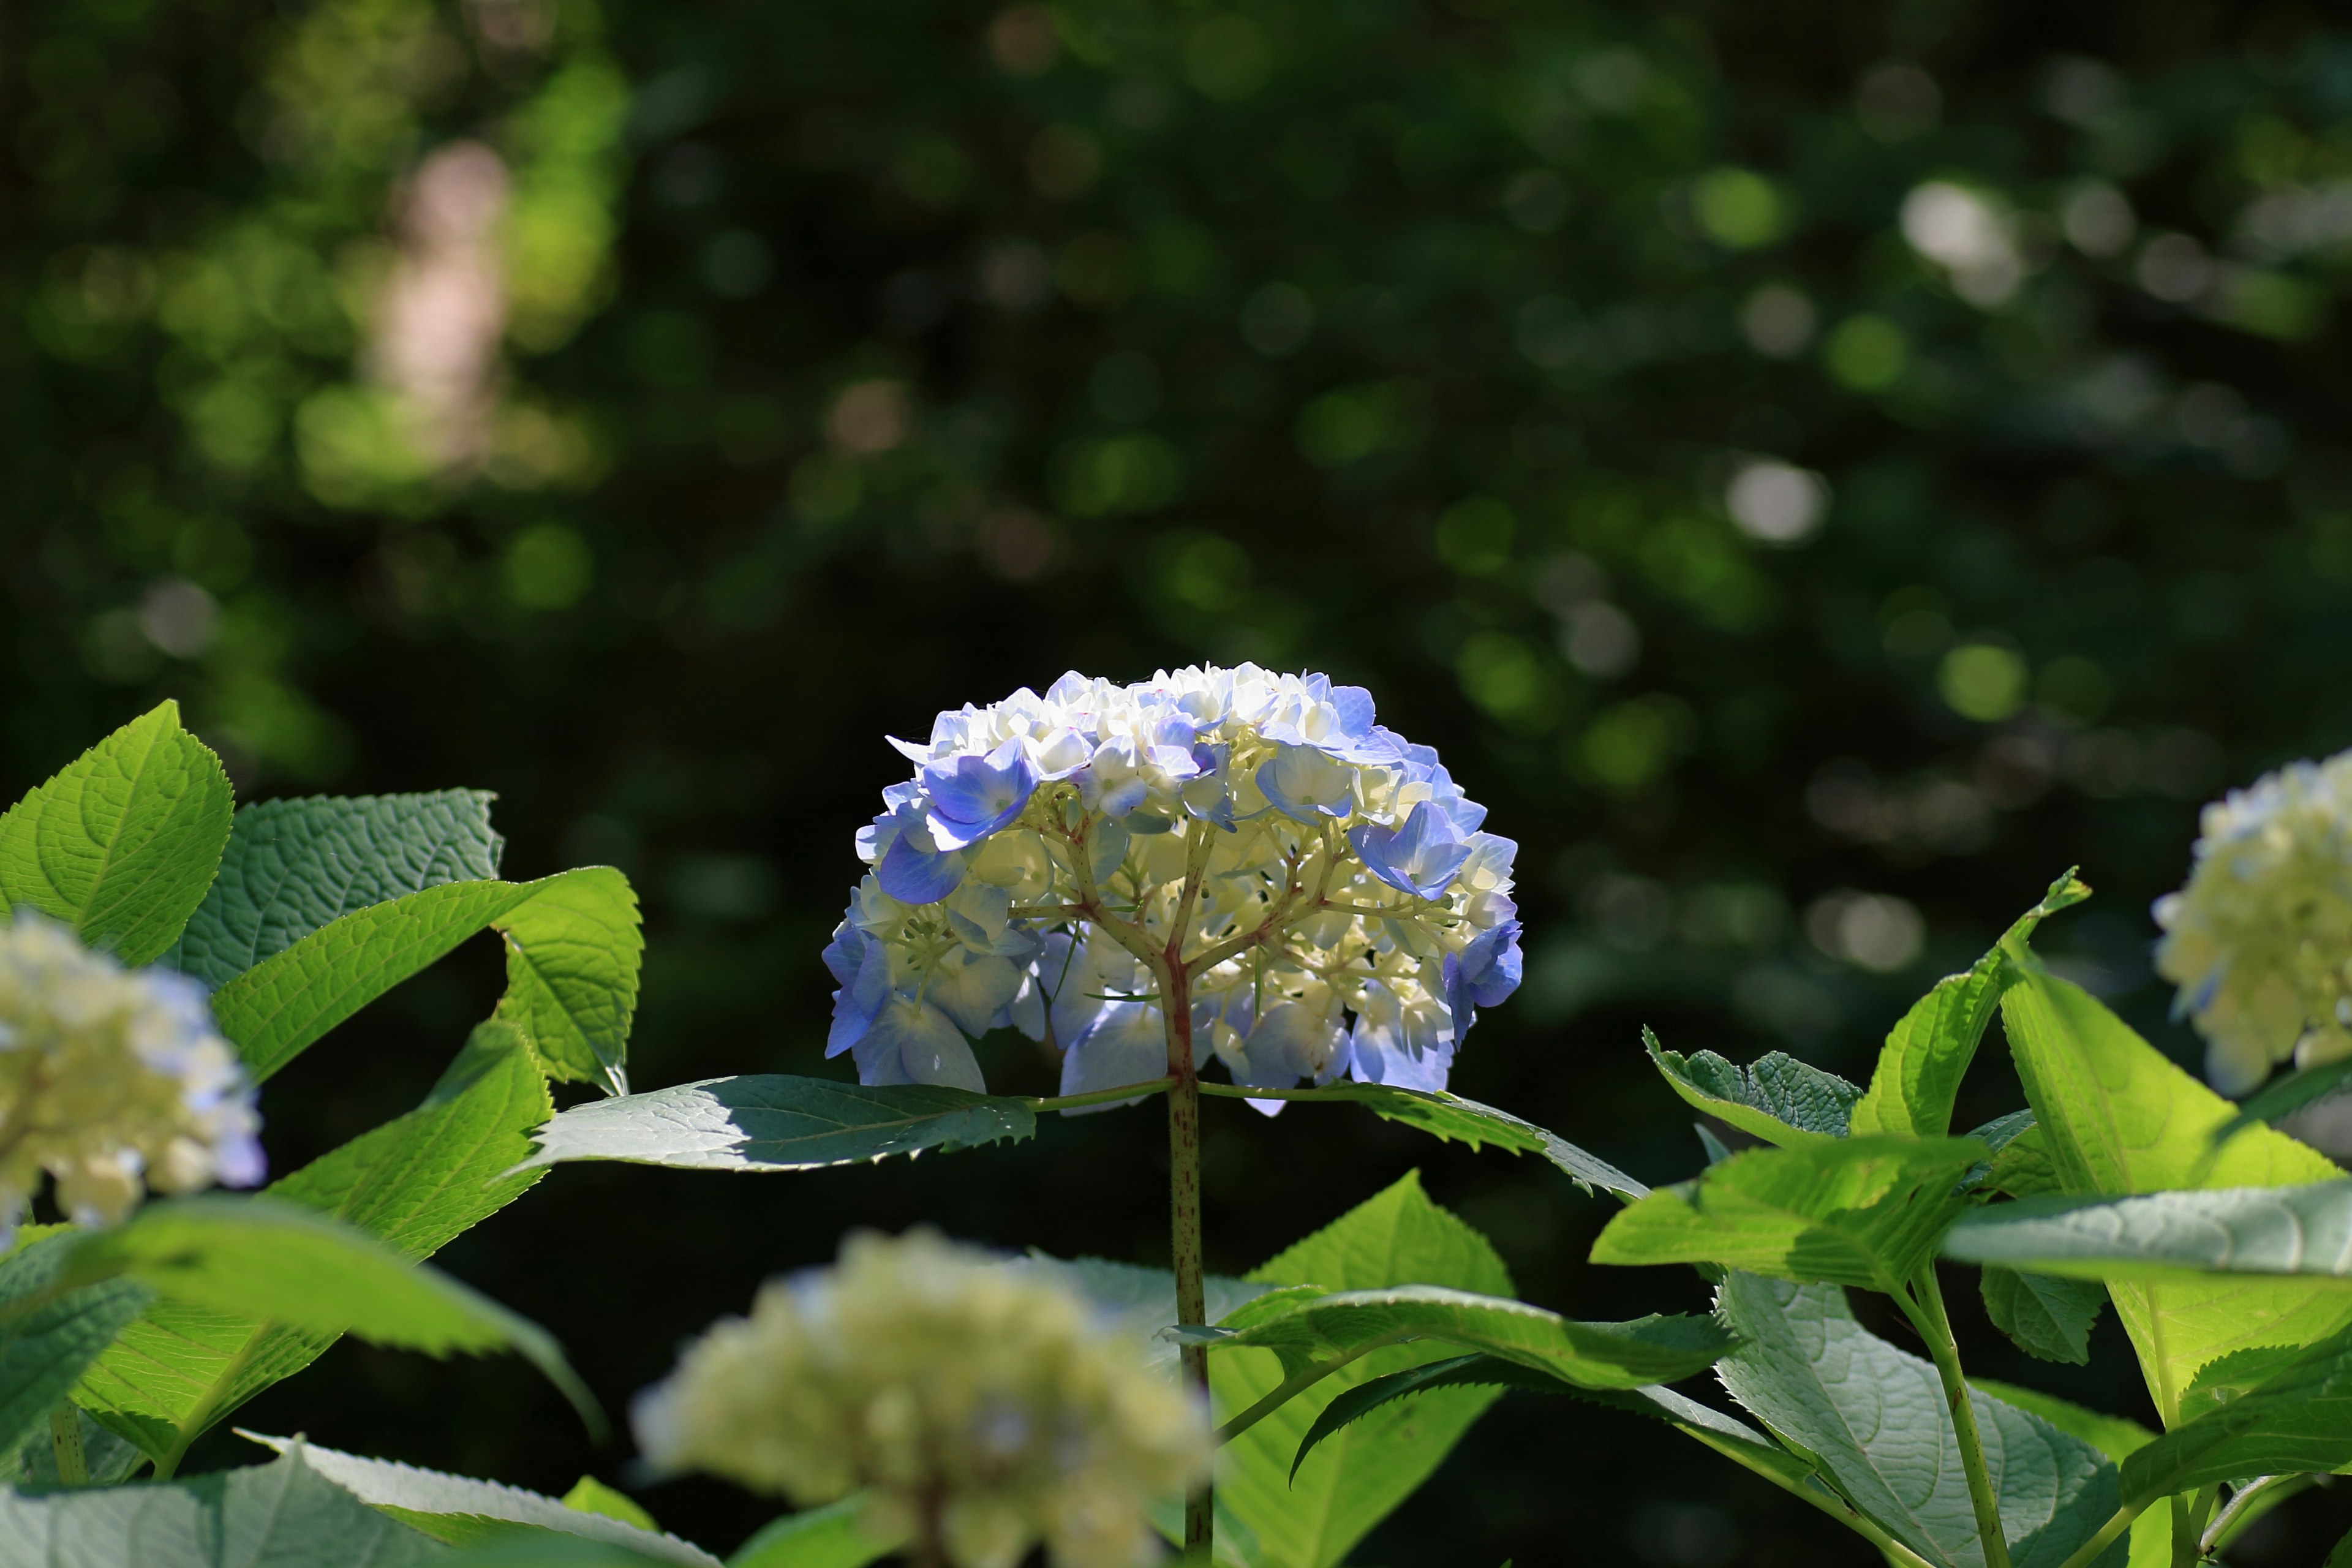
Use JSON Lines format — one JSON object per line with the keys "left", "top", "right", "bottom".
{"left": 2154, "top": 748, "right": 2352, "bottom": 1093}
{"left": 821, "top": 666, "right": 1522, "bottom": 1106}
{"left": 0, "top": 912, "right": 263, "bottom": 1242}
{"left": 631, "top": 1229, "right": 1210, "bottom": 1568}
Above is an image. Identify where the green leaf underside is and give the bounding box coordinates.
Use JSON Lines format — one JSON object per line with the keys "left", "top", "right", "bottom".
{"left": 79, "top": 1020, "right": 558, "bottom": 1461}
{"left": 1018, "top": 1254, "right": 1268, "bottom": 1378}
{"left": 0, "top": 700, "right": 234, "bottom": 965}
{"left": 2218, "top": 1058, "right": 2352, "bottom": 1145}
{"left": 212, "top": 866, "right": 638, "bottom": 1088}
{"left": 1301, "top": 1082, "right": 1649, "bottom": 1199}
{"left": 1966, "top": 1381, "right": 2170, "bottom": 1568}
{"left": 1205, "top": 1171, "right": 1513, "bottom": 1568}
{"left": 1590, "top": 1136, "right": 1986, "bottom": 1292}
{"left": 1645, "top": 1028, "right": 1860, "bottom": 1145}
{"left": 1287, "top": 1351, "right": 1796, "bottom": 1485}
{"left": 172, "top": 791, "right": 503, "bottom": 988}
{"left": 1850, "top": 870, "right": 2088, "bottom": 1141}
{"left": 237, "top": 1434, "right": 720, "bottom": 1566}
{"left": 1948, "top": 1182, "right": 2352, "bottom": 1285}
{"left": 1981, "top": 1267, "right": 2108, "bottom": 1364}
{"left": 0, "top": 1236, "right": 153, "bottom": 1460}
{"left": 2000, "top": 962, "right": 2352, "bottom": 1423}
{"left": 1716, "top": 1273, "right": 2126, "bottom": 1568}
{"left": 2117, "top": 1313, "right": 2352, "bottom": 1507}
{"left": 0, "top": 1443, "right": 440, "bottom": 1566}
{"left": 519, "top": 1075, "right": 1036, "bottom": 1173}
{"left": 728, "top": 1495, "right": 905, "bottom": 1568}
{"left": 1207, "top": 1285, "right": 1733, "bottom": 1392}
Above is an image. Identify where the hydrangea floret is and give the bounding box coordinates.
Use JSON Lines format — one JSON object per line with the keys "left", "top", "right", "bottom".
{"left": 0, "top": 911, "right": 264, "bottom": 1243}
{"left": 820, "top": 665, "right": 1524, "bottom": 1104}
{"left": 632, "top": 1229, "right": 1211, "bottom": 1568}
{"left": 2154, "top": 747, "right": 2352, "bottom": 1093}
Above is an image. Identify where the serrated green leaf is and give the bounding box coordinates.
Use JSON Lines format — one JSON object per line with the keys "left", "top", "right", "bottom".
{"left": 0, "top": 700, "right": 233, "bottom": 965}
{"left": 1716, "top": 1272, "right": 2127, "bottom": 1568}
{"left": 562, "top": 1477, "right": 657, "bottom": 1532}
{"left": 1644, "top": 1028, "right": 1860, "bottom": 1145}
{"left": 79, "top": 1017, "right": 556, "bottom": 1464}
{"left": 728, "top": 1496, "right": 903, "bottom": 1568}
{"left": 1987, "top": 1125, "right": 2064, "bottom": 1200}
{"left": 0, "top": 1442, "right": 441, "bottom": 1566}
{"left": 173, "top": 791, "right": 503, "bottom": 988}
{"left": 1206, "top": 1170, "right": 1512, "bottom": 1568}
{"left": 519, "top": 1074, "right": 1035, "bottom": 1173}
{"left": 1281, "top": 1081, "right": 1649, "bottom": 1198}
{"left": 1286, "top": 1351, "right": 1807, "bottom": 1487}
{"left": 2000, "top": 961, "right": 2352, "bottom": 1424}
{"left": 1981, "top": 1268, "right": 2107, "bottom": 1364}
{"left": 1946, "top": 1182, "right": 2352, "bottom": 1287}
{"left": 236, "top": 1434, "right": 718, "bottom": 1564}
{"left": 1967, "top": 1381, "right": 2169, "bottom": 1568}
{"left": 2117, "top": 1313, "right": 2352, "bottom": 1507}
{"left": 0, "top": 1235, "right": 151, "bottom": 1460}
{"left": 1850, "top": 870, "right": 2087, "bottom": 1140}
{"left": 1203, "top": 1285, "right": 1732, "bottom": 1397}
{"left": 211, "top": 867, "right": 639, "bottom": 1088}
{"left": 1589, "top": 1136, "right": 1985, "bottom": 1293}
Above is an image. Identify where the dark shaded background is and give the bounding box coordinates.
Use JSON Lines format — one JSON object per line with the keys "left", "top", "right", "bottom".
{"left": 10, "top": 0, "right": 2352, "bottom": 1559}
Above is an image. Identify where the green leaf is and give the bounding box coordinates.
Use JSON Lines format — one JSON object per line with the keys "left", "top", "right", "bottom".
{"left": 237, "top": 1434, "right": 720, "bottom": 1564}
{"left": 1986, "top": 1125, "right": 2064, "bottom": 1200}
{"left": 172, "top": 791, "right": 504, "bottom": 987}
{"left": 729, "top": 1496, "right": 904, "bottom": 1568}
{"left": 1967, "top": 1381, "right": 2170, "bottom": 1568}
{"left": 78, "top": 1017, "right": 556, "bottom": 1463}
{"left": 1199, "top": 1286, "right": 1732, "bottom": 1397}
{"left": 2000, "top": 960, "right": 2352, "bottom": 1423}
{"left": 1207, "top": 1170, "right": 1513, "bottom": 1568}
{"left": 2214, "top": 1057, "right": 2352, "bottom": 1146}
{"left": 0, "top": 699, "right": 234, "bottom": 965}
{"left": 0, "top": 1442, "right": 442, "bottom": 1566}
{"left": 562, "top": 1477, "right": 658, "bottom": 1532}
{"left": 2117, "top": 1314, "right": 2352, "bottom": 1507}
{"left": 1016, "top": 1253, "right": 1269, "bottom": 1377}
{"left": 519, "top": 1074, "right": 1035, "bottom": 1173}
{"left": 1, "top": 1404, "right": 148, "bottom": 1487}
{"left": 1644, "top": 1027, "right": 1860, "bottom": 1145}
{"left": 1981, "top": 1267, "right": 2107, "bottom": 1364}
{"left": 211, "top": 867, "right": 639, "bottom": 1088}
{"left": 1716, "top": 1272, "right": 2127, "bottom": 1568}
{"left": 1850, "top": 869, "right": 2088, "bottom": 1140}
{"left": 1589, "top": 1136, "right": 1985, "bottom": 1293}
{"left": 1947, "top": 1181, "right": 2352, "bottom": 1285}
{"left": 0, "top": 1234, "right": 151, "bottom": 1460}
{"left": 1286, "top": 1352, "right": 1808, "bottom": 1488}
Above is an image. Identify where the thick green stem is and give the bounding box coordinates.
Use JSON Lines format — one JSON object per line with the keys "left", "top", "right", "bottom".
{"left": 2054, "top": 1506, "right": 2139, "bottom": 1568}
{"left": 1905, "top": 1265, "right": 2011, "bottom": 1568}
{"left": 1165, "top": 967, "right": 1212, "bottom": 1556}
{"left": 2169, "top": 1488, "right": 2214, "bottom": 1568}
{"left": 48, "top": 1403, "right": 86, "bottom": 1487}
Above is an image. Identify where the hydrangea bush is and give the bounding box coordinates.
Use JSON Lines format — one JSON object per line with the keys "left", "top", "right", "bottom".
{"left": 21, "top": 691, "right": 2352, "bottom": 1568}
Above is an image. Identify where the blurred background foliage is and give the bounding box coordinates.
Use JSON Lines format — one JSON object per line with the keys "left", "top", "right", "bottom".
{"left": 10, "top": 0, "right": 2352, "bottom": 1560}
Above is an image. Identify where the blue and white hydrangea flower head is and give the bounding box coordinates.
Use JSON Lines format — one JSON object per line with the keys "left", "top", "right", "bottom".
{"left": 0, "top": 911, "right": 264, "bottom": 1244}
{"left": 822, "top": 666, "right": 1522, "bottom": 1109}
{"left": 2154, "top": 748, "right": 2352, "bottom": 1094}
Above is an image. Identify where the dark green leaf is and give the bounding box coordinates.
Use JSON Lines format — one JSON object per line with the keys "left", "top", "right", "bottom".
{"left": 0, "top": 1234, "right": 151, "bottom": 1460}
{"left": 238, "top": 1434, "right": 720, "bottom": 1564}
{"left": 1850, "top": 870, "right": 2087, "bottom": 1140}
{"left": 2001, "top": 960, "right": 2352, "bottom": 1424}
{"left": 0, "top": 1442, "right": 442, "bottom": 1566}
{"left": 173, "top": 791, "right": 503, "bottom": 987}
{"left": 1644, "top": 1027, "right": 1859, "bottom": 1145}
{"left": 1981, "top": 1268, "right": 2107, "bottom": 1365}
{"left": 0, "top": 699, "right": 234, "bottom": 965}
{"left": 1589, "top": 1136, "right": 1985, "bottom": 1293}
{"left": 519, "top": 1074, "right": 1035, "bottom": 1173}
{"left": 2, "top": 1404, "right": 148, "bottom": 1487}
{"left": 1716, "top": 1272, "right": 2126, "bottom": 1568}
{"left": 2119, "top": 1314, "right": 2352, "bottom": 1507}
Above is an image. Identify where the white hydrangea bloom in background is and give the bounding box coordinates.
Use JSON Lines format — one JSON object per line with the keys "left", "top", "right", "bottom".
{"left": 2154, "top": 749, "right": 2352, "bottom": 1093}
{"left": 633, "top": 1229, "right": 1210, "bottom": 1568}
{"left": 0, "top": 912, "right": 263, "bottom": 1240}
{"left": 821, "top": 665, "right": 1523, "bottom": 1107}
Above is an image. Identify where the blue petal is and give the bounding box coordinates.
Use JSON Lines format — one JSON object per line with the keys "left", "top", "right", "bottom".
{"left": 921, "top": 740, "right": 1038, "bottom": 849}
{"left": 853, "top": 997, "right": 985, "bottom": 1090}
{"left": 1057, "top": 1001, "right": 1168, "bottom": 1114}
{"left": 1348, "top": 1018, "right": 1455, "bottom": 1092}
{"left": 878, "top": 825, "right": 967, "bottom": 904}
